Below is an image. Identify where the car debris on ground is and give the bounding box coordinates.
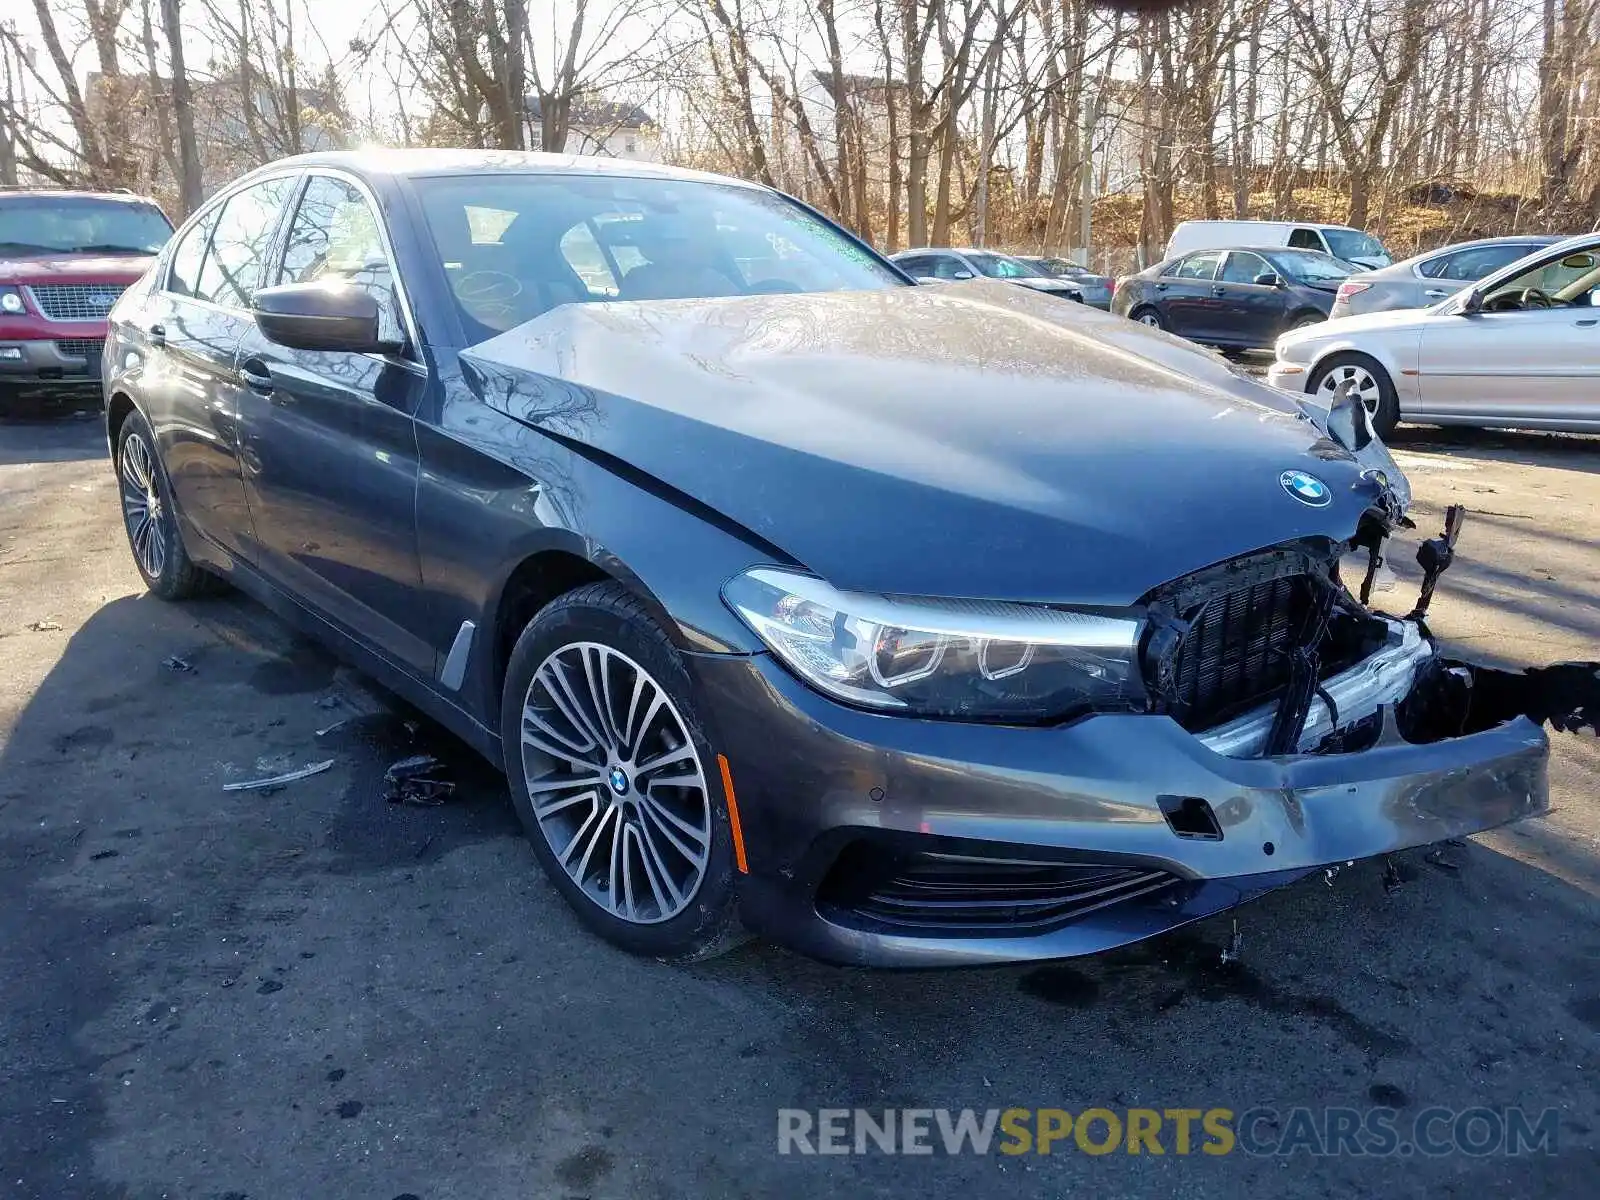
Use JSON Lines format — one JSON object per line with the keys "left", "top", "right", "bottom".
{"left": 222, "top": 760, "right": 335, "bottom": 793}
{"left": 385, "top": 755, "right": 457, "bottom": 806}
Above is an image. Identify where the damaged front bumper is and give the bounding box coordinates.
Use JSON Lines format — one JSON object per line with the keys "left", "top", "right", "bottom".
{"left": 694, "top": 635, "right": 1561, "bottom": 967}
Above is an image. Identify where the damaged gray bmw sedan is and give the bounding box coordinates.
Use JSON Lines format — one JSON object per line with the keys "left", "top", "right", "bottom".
{"left": 103, "top": 150, "right": 1597, "bottom": 966}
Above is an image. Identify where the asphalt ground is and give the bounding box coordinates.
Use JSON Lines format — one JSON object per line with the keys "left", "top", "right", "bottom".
{"left": 2, "top": 411, "right": 1597, "bottom": 1199}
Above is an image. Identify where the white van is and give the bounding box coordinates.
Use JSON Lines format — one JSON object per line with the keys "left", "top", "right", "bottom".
{"left": 1164, "top": 220, "right": 1392, "bottom": 269}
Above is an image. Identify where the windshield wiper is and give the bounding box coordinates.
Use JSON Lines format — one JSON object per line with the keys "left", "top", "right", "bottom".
{"left": 72, "top": 243, "right": 156, "bottom": 255}
{"left": 0, "top": 241, "right": 60, "bottom": 256}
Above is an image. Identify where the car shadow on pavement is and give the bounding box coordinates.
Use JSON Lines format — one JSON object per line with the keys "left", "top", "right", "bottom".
{"left": 0, "top": 410, "right": 107, "bottom": 466}
{"left": 3, "top": 585, "right": 1598, "bottom": 1199}
{"left": 1388, "top": 425, "right": 1600, "bottom": 475}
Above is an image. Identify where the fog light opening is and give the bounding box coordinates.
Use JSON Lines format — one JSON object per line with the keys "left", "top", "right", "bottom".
{"left": 1158, "top": 794, "right": 1223, "bottom": 841}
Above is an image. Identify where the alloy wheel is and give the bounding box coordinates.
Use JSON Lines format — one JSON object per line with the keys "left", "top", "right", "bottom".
{"left": 1137, "top": 311, "right": 1162, "bottom": 328}
{"left": 1316, "top": 362, "right": 1382, "bottom": 416}
{"left": 519, "top": 642, "right": 712, "bottom": 925}
{"left": 119, "top": 431, "right": 168, "bottom": 580}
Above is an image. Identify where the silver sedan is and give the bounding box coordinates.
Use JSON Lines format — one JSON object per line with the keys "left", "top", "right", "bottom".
{"left": 1269, "top": 233, "right": 1600, "bottom": 436}
{"left": 1329, "top": 235, "right": 1564, "bottom": 319}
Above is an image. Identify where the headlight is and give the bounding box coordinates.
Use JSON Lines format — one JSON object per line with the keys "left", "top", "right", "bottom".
{"left": 0, "top": 288, "right": 24, "bottom": 315}
{"left": 723, "top": 567, "right": 1145, "bottom": 721}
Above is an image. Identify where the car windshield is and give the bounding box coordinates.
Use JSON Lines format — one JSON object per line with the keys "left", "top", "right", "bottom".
{"left": 1270, "top": 249, "right": 1357, "bottom": 283}
{"left": 414, "top": 173, "right": 904, "bottom": 340}
{"left": 0, "top": 197, "right": 172, "bottom": 256}
{"left": 964, "top": 252, "right": 1045, "bottom": 279}
{"left": 1322, "top": 228, "right": 1389, "bottom": 263}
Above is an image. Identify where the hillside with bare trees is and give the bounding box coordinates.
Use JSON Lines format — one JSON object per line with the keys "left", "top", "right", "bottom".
{"left": 3, "top": 0, "right": 1597, "bottom": 266}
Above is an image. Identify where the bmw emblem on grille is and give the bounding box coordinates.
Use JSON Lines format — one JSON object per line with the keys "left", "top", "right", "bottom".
{"left": 1280, "top": 470, "right": 1331, "bottom": 507}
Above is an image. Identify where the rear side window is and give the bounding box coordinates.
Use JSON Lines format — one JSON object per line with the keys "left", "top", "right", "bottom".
{"left": 1171, "top": 251, "right": 1223, "bottom": 280}
{"left": 1422, "top": 244, "right": 1540, "bottom": 281}
{"left": 1288, "top": 228, "right": 1323, "bottom": 251}
{"left": 166, "top": 211, "right": 218, "bottom": 298}
{"left": 195, "top": 176, "right": 297, "bottom": 308}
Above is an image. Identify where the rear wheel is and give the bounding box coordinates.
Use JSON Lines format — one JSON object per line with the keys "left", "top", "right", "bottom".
{"left": 1289, "top": 312, "right": 1324, "bottom": 331}
{"left": 1309, "top": 353, "right": 1400, "bottom": 439}
{"left": 115, "top": 409, "right": 217, "bottom": 600}
{"left": 500, "top": 581, "right": 744, "bottom": 961}
{"left": 1130, "top": 306, "right": 1166, "bottom": 331}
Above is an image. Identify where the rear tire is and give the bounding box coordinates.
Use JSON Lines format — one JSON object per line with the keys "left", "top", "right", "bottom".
{"left": 1308, "top": 352, "right": 1400, "bottom": 440}
{"left": 115, "top": 409, "right": 219, "bottom": 600}
{"left": 1130, "top": 305, "right": 1166, "bottom": 331}
{"left": 500, "top": 581, "right": 746, "bottom": 961}
{"left": 1289, "top": 312, "right": 1324, "bottom": 331}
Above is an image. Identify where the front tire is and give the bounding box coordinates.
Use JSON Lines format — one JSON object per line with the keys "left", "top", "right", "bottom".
{"left": 500, "top": 581, "right": 744, "bottom": 961}
{"left": 1289, "top": 312, "right": 1324, "bottom": 331}
{"left": 1308, "top": 352, "right": 1400, "bottom": 439}
{"left": 1130, "top": 305, "right": 1166, "bottom": 331}
{"left": 115, "top": 409, "right": 217, "bottom": 600}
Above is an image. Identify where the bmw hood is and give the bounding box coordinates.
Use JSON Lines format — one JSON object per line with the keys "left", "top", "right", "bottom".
{"left": 461, "top": 280, "right": 1397, "bottom": 606}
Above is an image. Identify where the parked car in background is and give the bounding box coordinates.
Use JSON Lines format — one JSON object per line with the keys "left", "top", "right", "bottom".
{"left": 889, "top": 248, "right": 1084, "bottom": 302}
{"left": 1270, "top": 233, "right": 1600, "bottom": 436}
{"left": 1113, "top": 246, "right": 1355, "bottom": 350}
{"left": 0, "top": 188, "right": 172, "bottom": 411}
{"left": 103, "top": 149, "right": 1564, "bottom": 968}
{"left": 1166, "top": 220, "right": 1391, "bottom": 269}
{"left": 1330, "top": 235, "right": 1565, "bottom": 319}
{"left": 1016, "top": 256, "right": 1113, "bottom": 309}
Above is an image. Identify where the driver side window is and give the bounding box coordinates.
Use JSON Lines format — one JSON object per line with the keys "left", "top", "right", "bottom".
{"left": 1484, "top": 252, "right": 1598, "bottom": 308}
{"left": 279, "top": 175, "right": 404, "bottom": 345}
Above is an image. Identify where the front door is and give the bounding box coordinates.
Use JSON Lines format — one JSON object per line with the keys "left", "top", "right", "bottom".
{"left": 1417, "top": 249, "right": 1600, "bottom": 423}
{"left": 235, "top": 173, "right": 435, "bottom": 675}
{"left": 1214, "top": 251, "right": 1285, "bottom": 346}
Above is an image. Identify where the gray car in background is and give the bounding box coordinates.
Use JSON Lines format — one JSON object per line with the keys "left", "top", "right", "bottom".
{"left": 1017, "top": 256, "right": 1114, "bottom": 309}
{"left": 889, "top": 247, "right": 1084, "bottom": 302}
{"left": 1330, "top": 235, "right": 1564, "bottom": 319}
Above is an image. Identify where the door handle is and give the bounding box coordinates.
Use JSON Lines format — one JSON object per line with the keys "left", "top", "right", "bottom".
{"left": 1578, "top": 318, "right": 1598, "bottom": 327}
{"left": 1211, "top": 285, "right": 1225, "bottom": 295}
{"left": 1423, "top": 289, "right": 1448, "bottom": 299}
{"left": 239, "top": 359, "right": 274, "bottom": 393}
{"left": 148, "top": 323, "right": 166, "bottom": 347}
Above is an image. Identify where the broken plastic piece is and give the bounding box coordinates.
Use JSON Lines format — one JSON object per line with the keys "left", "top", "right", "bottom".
{"left": 27, "top": 619, "right": 63, "bottom": 632}
{"left": 385, "top": 754, "right": 457, "bottom": 806}
{"left": 223, "top": 759, "right": 335, "bottom": 792}
{"left": 163, "top": 656, "right": 194, "bottom": 673}
{"left": 1406, "top": 505, "right": 1465, "bottom": 621}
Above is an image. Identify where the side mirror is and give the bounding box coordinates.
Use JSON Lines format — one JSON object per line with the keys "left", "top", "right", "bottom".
{"left": 951, "top": 269, "right": 975, "bottom": 280}
{"left": 1254, "top": 272, "right": 1285, "bottom": 288}
{"left": 251, "top": 282, "right": 402, "bottom": 354}
{"left": 1460, "top": 288, "right": 1483, "bottom": 314}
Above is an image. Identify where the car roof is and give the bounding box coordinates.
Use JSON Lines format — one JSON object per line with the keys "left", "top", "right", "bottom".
{"left": 244, "top": 148, "right": 758, "bottom": 190}
{"left": 0, "top": 188, "right": 163, "bottom": 206}
{"left": 1377, "top": 234, "right": 1571, "bottom": 274}
{"left": 1173, "top": 219, "right": 1356, "bottom": 231}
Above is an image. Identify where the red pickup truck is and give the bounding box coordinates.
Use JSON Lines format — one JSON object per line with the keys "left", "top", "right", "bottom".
{"left": 0, "top": 188, "right": 173, "bottom": 411}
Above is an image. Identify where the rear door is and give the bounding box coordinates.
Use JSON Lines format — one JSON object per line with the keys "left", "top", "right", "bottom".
{"left": 1159, "top": 251, "right": 1224, "bottom": 337}
{"left": 1213, "top": 251, "right": 1283, "bottom": 346}
{"left": 135, "top": 175, "right": 299, "bottom": 562}
{"left": 233, "top": 171, "right": 435, "bottom": 674}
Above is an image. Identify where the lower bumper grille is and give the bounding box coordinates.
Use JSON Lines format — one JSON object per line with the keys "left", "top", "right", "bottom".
{"left": 819, "top": 846, "right": 1178, "bottom": 935}
{"left": 55, "top": 338, "right": 103, "bottom": 359}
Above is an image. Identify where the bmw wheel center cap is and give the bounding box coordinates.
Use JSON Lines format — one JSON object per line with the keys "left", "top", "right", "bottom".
{"left": 608, "top": 766, "right": 631, "bottom": 796}
{"left": 1280, "top": 470, "right": 1332, "bottom": 507}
